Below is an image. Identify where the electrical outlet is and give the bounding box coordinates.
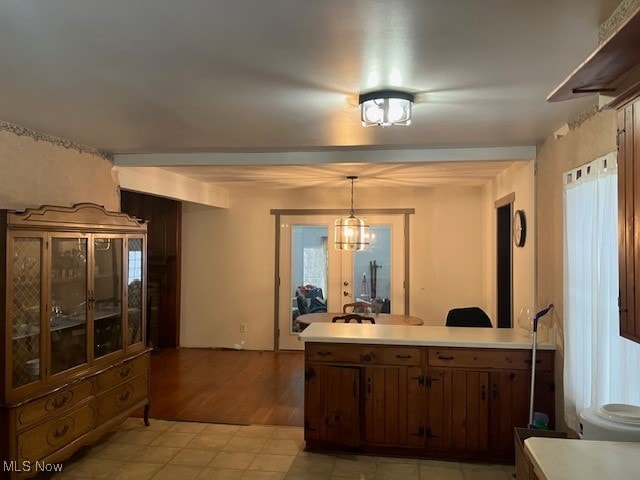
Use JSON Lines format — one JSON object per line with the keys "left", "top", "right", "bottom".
{"left": 240, "top": 323, "right": 247, "bottom": 333}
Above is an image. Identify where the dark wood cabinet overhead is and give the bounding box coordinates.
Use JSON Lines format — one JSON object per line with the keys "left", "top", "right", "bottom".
{"left": 547, "top": 5, "right": 640, "bottom": 107}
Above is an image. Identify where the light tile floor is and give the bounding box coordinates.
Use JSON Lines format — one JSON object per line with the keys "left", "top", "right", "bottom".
{"left": 45, "top": 419, "right": 515, "bottom": 480}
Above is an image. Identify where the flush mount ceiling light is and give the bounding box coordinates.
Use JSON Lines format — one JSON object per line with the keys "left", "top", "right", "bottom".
{"left": 359, "top": 90, "right": 415, "bottom": 127}
{"left": 334, "top": 176, "right": 370, "bottom": 251}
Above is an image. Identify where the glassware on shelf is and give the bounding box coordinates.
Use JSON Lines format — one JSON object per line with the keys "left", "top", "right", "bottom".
{"left": 518, "top": 307, "right": 534, "bottom": 335}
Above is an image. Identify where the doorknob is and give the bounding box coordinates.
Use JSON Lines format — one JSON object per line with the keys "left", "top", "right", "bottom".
{"left": 343, "top": 281, "right": 349, "bottom": 286}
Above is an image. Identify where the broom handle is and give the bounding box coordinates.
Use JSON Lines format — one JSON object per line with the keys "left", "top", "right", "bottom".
{"left": 528, "top": 330, "right": 538, "bottom": 427}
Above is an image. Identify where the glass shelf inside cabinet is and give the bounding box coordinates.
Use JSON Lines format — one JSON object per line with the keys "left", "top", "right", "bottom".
{"left": 50, "top": 238, "right": 88, "bottom": 375}
{"left": 11, "top": 237, "right": 42, "bottom": 388}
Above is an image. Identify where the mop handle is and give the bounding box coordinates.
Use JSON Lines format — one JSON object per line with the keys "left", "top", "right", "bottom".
{"left": 528, "top": 331, "right": 538, "bottom": 427}
{"left": 528, "top": 304, "right": 553, "bottom": 428}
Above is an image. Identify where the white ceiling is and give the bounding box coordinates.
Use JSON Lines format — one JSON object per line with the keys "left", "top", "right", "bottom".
{"left": 0, "top": 1, "right": 620, "bottom": 188}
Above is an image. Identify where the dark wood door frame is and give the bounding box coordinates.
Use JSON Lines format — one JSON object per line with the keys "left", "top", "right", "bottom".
{"left": 495, "top": 194, "right": 514, "bottom": 328}
{"left": 121, "top": 190, "right": 182, "bottom": 349}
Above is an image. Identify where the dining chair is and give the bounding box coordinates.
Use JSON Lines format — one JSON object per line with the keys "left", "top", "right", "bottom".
{"left": 343, "top": 301, "right": 380, "bottom": 314}
{"left": 332, "top": 313, "right": 376, "bottom": 324}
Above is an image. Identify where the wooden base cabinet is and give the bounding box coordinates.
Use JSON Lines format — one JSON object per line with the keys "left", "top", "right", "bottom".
{"left": 1, "top": 204, "right": 150, "bottom": 478}
{"left": 304, "top": 343, "right": 555, "bottom": 462}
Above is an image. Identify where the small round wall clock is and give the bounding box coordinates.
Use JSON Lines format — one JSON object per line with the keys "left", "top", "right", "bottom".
{"left": 513, "top": 209, "right": 526, "bottom": 247}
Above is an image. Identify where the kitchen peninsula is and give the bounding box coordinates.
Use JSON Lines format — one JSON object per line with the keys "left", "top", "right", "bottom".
{"left": 299, "top": 323, "right": 555, "bottom": 462}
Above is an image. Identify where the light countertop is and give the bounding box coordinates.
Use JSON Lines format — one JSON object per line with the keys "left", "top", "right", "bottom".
{"left": 298, "top": 323, "right": 555, "bottom": 350}
{"left": 525, "top": 437, "right": 640, "bottom": 480}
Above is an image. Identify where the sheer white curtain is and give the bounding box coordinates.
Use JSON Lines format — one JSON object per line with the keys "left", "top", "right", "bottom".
{"left": 563, "top": 151, "right": 640, "bottom": 433}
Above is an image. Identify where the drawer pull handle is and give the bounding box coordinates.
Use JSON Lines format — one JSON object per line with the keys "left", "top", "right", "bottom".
{"left": 361, "top": 354, "right": 373, "bottom": 362}
{"left": 51, "top": 393, "right": 71, "bottom": 409}
{"left": 53, "top": 424, "right": 69, "bottom": 438}
{"left": 524, "top": 359, "right": 542, "bottom": 365}
{"left": 395, "top": 354, "right": 412, "bottom": 359}
{"left": 316, "top": 351, "right": 332, "bottom": 357}
{"left": 438, "top": 355, "right": 455, "bottom": 361}
{"left": 119, "top": 390, "right": 132, "bottom": 402}
{"left": 118, "top": 366, "right": 133, "bottom": 378}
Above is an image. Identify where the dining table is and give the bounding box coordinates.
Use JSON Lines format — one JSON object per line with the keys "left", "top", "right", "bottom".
{"left": 296, "top": 312, "right": 424, "bottom": 329}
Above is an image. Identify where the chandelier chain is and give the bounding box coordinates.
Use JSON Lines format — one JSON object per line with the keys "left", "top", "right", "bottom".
{"left": 350, "top": 177, "right": 355, "bottom": 216}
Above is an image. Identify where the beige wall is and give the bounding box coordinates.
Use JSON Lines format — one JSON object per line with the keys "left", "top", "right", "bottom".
{"left": 536, "top": 111, "right": 617, "bottom": 344}
{"left": 536, "top": 109, "right": 617, "bottom": 432}
{"left": 180, "top": 185, "right": 487, "bottom": 349}
{"left": 481, "top": 161, "right": 535, "bottom": 332}
{"left": 0, "top": 130, "right": 119, "bottom": 211}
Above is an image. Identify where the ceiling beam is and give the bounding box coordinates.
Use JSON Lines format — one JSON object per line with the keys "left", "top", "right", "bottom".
{"left": 114, "top": 146, "right": 536, "bottom": 167}
{"left": 115, "top": 166, "right": 230, "bottom": 208}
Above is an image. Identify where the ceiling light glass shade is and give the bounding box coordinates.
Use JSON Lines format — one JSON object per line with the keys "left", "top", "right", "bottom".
{"left": 334, "top": 215, "right": 370, "bottom": 251}
{"left": 359, "top": 90, "right": 414, "bottom": 127}
{"left": 334, "top": 176, "right": 370, "bottom": 251}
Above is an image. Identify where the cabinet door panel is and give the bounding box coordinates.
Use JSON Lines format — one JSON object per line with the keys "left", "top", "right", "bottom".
{"left": 304, "top": 365, "right": 360, "bottom": 447}
{"left": 326, "top": 365, "right": 360, "bottom": 446}
{"left": 427, "top": 368, "right": 451, "bottom": 449}
{"left": 93, "top": 237, "right": 123, "bottom": 358}
{"left": 429, "top": 368, "right": 489, "bottom": 453}
{"left": 619, "top": 98, "right": 640, "bottom": 343}
{"left": 126, "top": 237, "right": 145, "bottom": 346}
{"left": 489, "top": 370, "right": 529, "bottom": 455}
{"left": 464, "top": 371, "right": 489, "bottom": 453}
{"left": 364, "top": 366, "right": 424, "bottom": 448}
{"left": 633, "top": 101, "right": 640, "bottom": 340}
{"left": 9, "top": 234, "right": 44, "bottom": 390}
{"left": 50, "top": 236, "right": 89, "bottom": 376}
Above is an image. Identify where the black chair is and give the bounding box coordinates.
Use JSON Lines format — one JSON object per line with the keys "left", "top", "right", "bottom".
{"left": 445, "top": 307, "right": 492, "bottom": 328}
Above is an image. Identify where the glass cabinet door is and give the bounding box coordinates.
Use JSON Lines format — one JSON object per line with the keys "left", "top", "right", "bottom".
{"left": 10, "top": 235, "right": 43, "bottom": 389}
{"left": 126, "top": 237, "right": 144, "bottom": 346}
{"left": 93, "top": 237, "right": 123, "bottom": 358}
{"left": 50, "top": 237, "right": 88, "bottom": 375}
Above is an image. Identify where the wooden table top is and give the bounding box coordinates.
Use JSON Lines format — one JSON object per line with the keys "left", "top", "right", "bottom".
{"left": 296, "top": 312, "right": 424, "bottom": 326}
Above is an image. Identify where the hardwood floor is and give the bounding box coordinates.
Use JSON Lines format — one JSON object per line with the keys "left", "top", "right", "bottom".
{"left": 140, "top": 348, "right": 304, "bottom": 426}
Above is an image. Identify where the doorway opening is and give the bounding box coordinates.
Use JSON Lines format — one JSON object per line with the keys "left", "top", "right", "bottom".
{"left": 496, "top": 196, "right": 513, "bottom": 328}
{"left": 272, "top": 209, "right": 413, "bottom": 350}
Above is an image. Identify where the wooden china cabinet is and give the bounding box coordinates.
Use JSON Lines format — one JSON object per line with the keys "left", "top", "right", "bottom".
{"left": 0, "top": 204, "right": 150, "bottom": 477}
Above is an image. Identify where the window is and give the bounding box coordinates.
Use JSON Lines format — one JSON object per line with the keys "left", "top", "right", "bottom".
{"left": 563, "top": 152, "right": 640, "bottom": 432}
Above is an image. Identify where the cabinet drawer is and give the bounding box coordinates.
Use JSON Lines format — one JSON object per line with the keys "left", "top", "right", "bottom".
{"left": 97, "top": 375, "right": 148, "bottom": 423}
{"left": 96, "top": 354, "right": 148, "bottom": 392}
{"left": 17, "top": 378, "right": 94, "bottom": 430}
{"left": 307, "top": 344, "right": 363, "bottom": 363}
{"left": 428, "top": 348, "right": 553, "bottom": 371}
{"left": 17, "top": 404, "right": 96, "bottom": 462}
{"left": 360, "top": 346, "right": 422, "bottom": 366}
{"left": 307, "top": 344, "right": 421, "bottom": 366}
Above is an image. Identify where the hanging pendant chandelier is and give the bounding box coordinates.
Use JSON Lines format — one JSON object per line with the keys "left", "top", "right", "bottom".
{"left": 334, "top": 176, "right": 370, "bottom": 251}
